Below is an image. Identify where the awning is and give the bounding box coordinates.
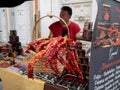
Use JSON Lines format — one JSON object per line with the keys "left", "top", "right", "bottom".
{"left": 0, "top": 0, "right": 32, "bottom": 7}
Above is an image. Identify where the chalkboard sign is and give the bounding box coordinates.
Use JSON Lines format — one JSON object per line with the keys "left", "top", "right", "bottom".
{"left": 89, "top": 0, "right": 120, "bottom": 89}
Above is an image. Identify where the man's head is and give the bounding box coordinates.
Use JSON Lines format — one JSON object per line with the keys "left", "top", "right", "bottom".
{"left": 60, "top": 6, "right": 72, "bottom": 23}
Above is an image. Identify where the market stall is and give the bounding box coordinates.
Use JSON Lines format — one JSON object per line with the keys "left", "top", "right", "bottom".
{"left": 1, "top": 0, "right": 120, "bottom": 90}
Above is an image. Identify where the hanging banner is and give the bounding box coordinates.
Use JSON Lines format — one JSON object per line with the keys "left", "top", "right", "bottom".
{"left": 89, "top": 0, "right": 120, "bottom": 90}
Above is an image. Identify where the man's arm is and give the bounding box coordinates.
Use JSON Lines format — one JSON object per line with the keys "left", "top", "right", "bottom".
{"left": 49, "top": 31, "right": 54, "bottom": 38}
{"left": 75, "top": 31, "right": 81, "bottom": 40}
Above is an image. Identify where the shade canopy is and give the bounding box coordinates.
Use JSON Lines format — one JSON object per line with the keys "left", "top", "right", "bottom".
{"left": 0, "top": 0, "right": 32, "bottom": 7}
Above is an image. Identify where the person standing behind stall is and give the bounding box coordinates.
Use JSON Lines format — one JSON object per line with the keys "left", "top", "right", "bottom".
{"left": 49, "top": 6, "right": 81, "bottom": 41}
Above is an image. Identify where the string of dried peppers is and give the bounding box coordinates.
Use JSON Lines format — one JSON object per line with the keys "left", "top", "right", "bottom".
{"left": 23, "top": 36, "right": 83, "bottom": 79}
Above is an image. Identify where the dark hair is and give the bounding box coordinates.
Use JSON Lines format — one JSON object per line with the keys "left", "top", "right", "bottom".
{"left": 61, "top": 6, "right": 72, "bottom": 16}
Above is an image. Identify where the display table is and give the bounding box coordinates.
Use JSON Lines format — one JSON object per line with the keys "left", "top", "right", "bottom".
{"left": 0, "top": 68, "right": 45, "bottom": 90}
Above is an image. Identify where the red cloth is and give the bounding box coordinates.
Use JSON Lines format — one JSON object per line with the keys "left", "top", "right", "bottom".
{"left": 49, "top": 21, "right": 81, "bottom": 40}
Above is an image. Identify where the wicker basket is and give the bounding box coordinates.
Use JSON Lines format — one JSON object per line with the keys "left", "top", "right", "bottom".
{"left": 29, "top": 14, "right": 69, "bottom": 75}
{"left": 33, "top": 58, "right": 64, "bottom": 74}
{"left": 27, "top": 50, "right": 64, "bottom": 75}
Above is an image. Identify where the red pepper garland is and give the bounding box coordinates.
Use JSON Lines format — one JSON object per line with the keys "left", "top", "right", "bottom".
{"left": 23, "top": 37, "right": 83, "bottom": 79}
